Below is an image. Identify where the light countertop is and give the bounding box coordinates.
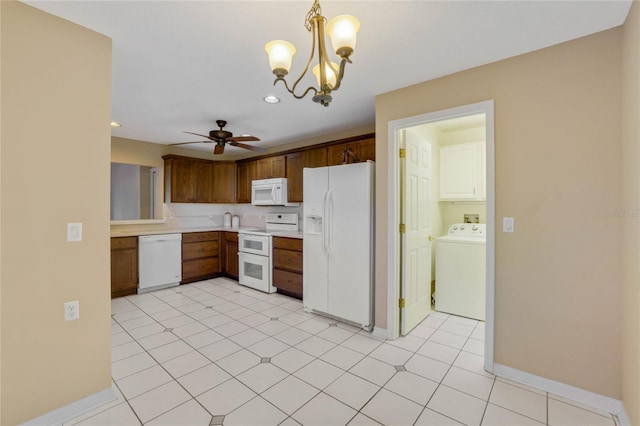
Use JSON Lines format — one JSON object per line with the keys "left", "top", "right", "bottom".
{"left": 111, "top": 226, "right": 303, "bottom": 239}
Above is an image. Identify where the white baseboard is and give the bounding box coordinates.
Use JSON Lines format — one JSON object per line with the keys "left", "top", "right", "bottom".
{"left": 22, "top": 386, "right": 116, "bottom": 426}
{"left": 494, "top": 363, "right": 629, "bottom": 425}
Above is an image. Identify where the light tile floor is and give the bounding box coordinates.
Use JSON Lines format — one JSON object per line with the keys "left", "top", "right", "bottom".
{"left": 66, "top": 278, "right": 619, "bottom": 426}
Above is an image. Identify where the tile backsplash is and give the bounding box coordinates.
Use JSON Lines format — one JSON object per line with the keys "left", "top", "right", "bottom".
{"left": 164, "top": 203, "right": 303, "bottom": 229}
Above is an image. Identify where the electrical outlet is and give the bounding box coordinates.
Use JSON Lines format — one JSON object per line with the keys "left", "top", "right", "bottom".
{"left": 64, "top": 300, "right": 80, "bottom": 321}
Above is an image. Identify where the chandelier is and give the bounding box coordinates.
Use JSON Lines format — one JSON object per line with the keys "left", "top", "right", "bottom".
{"left": 264, "top": 0, "right": 360, "bottom": 107}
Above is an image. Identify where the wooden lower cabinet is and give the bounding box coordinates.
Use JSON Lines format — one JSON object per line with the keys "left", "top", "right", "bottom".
{"left": 111, "top": 237, "right": 138, "bottom": 298}
{"left": 272, "top": 236, "right": 303, "bottom": 299}
{"left": 222, "top": 232, "right": 239, "bottom": 279}
{"left": 182, "top": 231, "right": 221, "bottom": 283}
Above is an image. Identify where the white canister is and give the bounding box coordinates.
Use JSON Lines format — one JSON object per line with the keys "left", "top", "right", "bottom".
{"left": 231, "top": 215, "right": 240, "bottom": 228}
{"left": 223, "top": 212, "right": 231, "bottom": 228}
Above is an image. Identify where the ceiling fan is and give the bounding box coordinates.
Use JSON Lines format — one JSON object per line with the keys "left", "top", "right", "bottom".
{"left": 170, "top": 119, "right": 263, "bottom": 155}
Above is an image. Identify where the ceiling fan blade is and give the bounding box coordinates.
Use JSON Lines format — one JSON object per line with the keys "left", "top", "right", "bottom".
{"left": 227, "top": 136, "right": 260, "bottom": 142}
{"left": 231, "top": 142, "right": 266, "bottom": 152}
{"left": 213, "top": 144, "right": 225, "bottom": 155}
{"left": 183, "top": 131, "right": 214, "bottom": 140}
{"left": 169, "top": 140, "right": 211, "bottom": 146}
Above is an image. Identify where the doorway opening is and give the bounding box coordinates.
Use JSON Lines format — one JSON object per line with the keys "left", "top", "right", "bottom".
{"left": 386, "top": 100, "right": 495, "bottom": 373}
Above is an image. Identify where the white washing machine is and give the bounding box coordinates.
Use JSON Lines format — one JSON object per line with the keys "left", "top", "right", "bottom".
{"left": 435, "top": 223, "right": 486, "bottom": 321}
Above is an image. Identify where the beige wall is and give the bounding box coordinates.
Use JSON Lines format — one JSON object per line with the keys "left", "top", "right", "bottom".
{"left": 1, "top": 2, "right": 112, "bottom": 424}
{"left": 621, "top": 1, "right": 640, "bottom": 423}
{"left": 376, "top": 28, "right": 623, "bottom": 398}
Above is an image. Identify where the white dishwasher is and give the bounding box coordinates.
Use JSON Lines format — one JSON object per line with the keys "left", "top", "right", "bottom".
{"left": 138, "top": 233, "right": 182, "bottom": 293}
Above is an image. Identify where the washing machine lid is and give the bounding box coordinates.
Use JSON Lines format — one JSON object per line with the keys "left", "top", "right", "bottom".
{"left": 437, "top": 223, "right": 486, "bottom": 244}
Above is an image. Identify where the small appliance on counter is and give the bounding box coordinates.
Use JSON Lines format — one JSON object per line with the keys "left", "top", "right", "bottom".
{"left": 223, "top": 212, "right": 232, "bottom": 227}
{"left": 232, "top": 215, "right": 240, "bottom": 228}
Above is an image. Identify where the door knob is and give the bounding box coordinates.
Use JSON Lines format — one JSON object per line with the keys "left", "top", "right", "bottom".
{"left": 429, "top": 235, "right": 434, "bottom": 241}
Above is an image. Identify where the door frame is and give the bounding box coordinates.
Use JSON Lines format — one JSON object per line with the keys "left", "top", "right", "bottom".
{"left": 386, "top": 100, "right": 496, "bottom": 373}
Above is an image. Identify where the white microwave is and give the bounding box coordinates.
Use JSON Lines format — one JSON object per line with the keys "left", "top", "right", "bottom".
{"left": 251, "top": 178, "right": 300, "bottom": 206}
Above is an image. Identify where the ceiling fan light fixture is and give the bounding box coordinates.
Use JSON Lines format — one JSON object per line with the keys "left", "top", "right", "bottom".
{"left": 264, "top": 0, "right": 359, "bottom": 107}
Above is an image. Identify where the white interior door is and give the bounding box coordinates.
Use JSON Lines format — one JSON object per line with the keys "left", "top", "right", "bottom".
{"left": 401, "top": 136, "right": 433, "bottom": 335}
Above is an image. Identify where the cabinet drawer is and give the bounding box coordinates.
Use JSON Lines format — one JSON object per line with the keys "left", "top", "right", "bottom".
{"left": 224, "top": 232, "right": 238, "bottom": 243}
{"left": 183, "top": 241, "right": 219, "bottom": 260}
{"left": 273, "top": 248, "right": 303, "bottom": 273}
{"left": 272, "top": 268, "right": 302, "bottom": 295}
{"left": 272, "top": 237, "right": 302, "bottom": 251}
{"left": 111, "top": 236, "right": 137, "bottom": 250}
{"left": 182, "top": 257, "right": 219, "bottom": 281}
{"left": 182, "top": 231, "right": 219, "bottom": 243}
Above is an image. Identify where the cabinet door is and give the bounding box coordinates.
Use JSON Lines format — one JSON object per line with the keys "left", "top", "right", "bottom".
{"left": 270, "top": 155, "right": 286, "bottom": 177}
{"left": 170, "top": 158, "right": 195, "bottom": 203}
{"left": 111, "top": 237, "right": 138, "bottom": 298}
{"left": 256, "top": 156, "right": 286, "bottom": 179}
{"left": 303, "top": 147, "right": 328, "bottom": 168}
{"left": 356, "top": 138, "right": 375, "bottom": 162}
{"left": 439, "top": 142, "right": 483, "bottom": 200}
{"left": 328, "top": 142, "right": 361, "bottom": 166}
{"left": 236, "top": 161, "right": 256, "bottom": 203}
{"left": 192, "top": 161, "right": 214, "bottom": 203}
{"left": 224, "top": 240, "right": 239, "bottom": 278}
{"left": 286, "top": 152, "right": 304, "bottom": 202}
{"left": 256, "top": 158, "right": 271, "bottom": 179}
{"left": 213, "top": 162, "right": 236, "bottom": 203}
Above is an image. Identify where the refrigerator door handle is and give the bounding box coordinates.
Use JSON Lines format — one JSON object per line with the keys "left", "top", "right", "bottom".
{"left": 322, "top": 190, "right": 329, "bottom": 255}
{"left": 327, "top": 189, "right": 333, "bottom": 254}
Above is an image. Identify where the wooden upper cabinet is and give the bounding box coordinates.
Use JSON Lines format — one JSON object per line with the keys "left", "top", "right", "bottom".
{"left": 356, "top": 137, "right": 376, "bottom": 162}
{"left": 286, "top": 152, "right": 303, "bottom": 203}
{"left": 164, "top": 155, "right": 213, "bottom": 203}
{"left": 303, "top": 147, "right": 328, "bottom": 168}
{"left": 327, "top": 138, "right": 375, "bottom": 166}
{"left": 327, "top": 142, "right": 356, "bottom": 166}
{"left": 236, "top": 160, "right": 256, "bottom": 204}
{"left": 192, "top": 160, "right": 215, "bottom": 203}
{"left": 163, "top": 155, "right": 237, "bottom": 204}
{"left": 212, "top": 161, "right": 236, "bottom": 203}
{"left": 167, "top": 157, "right": 195, "bottom": 202}
{"left": 256, "top": 155, "right": 286, "bottom": 179}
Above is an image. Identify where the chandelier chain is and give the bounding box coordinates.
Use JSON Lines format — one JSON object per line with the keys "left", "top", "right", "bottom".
{"left": 304, "top": 0, "right": 322, "bottom": 32}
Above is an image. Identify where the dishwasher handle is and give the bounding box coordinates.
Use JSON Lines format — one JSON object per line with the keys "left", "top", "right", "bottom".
{"left": 139, "top": 233, "right": 182, "bottom": 243}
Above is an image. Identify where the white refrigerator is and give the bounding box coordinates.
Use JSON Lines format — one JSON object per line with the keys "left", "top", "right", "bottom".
{"left": 303, "top": 161, "right": 374, "bottom": 330}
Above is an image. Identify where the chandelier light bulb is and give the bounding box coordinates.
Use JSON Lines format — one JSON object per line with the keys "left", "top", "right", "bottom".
{"left": 265, "top": 40, "right": 296, "bottom": 76}
{"left": 326, "top": 15, "right": 360, "bottom": 58}
{"left": 312, "top": 62, "right": 339, "bottom": 89}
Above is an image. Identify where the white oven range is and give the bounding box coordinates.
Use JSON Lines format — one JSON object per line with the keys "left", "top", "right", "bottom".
{"left": 237, "top": 213, "right": 298, "bottom": 293}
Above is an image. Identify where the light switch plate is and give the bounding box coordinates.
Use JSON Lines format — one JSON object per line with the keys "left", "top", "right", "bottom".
{"left": 503, "top": 217, "right": 515, "bottom": 233}
{"left": 64, "top": 300, "right": 80, "bottom": 321}
{"left": 67, "top": 223, "right": 82, "bottom": 242}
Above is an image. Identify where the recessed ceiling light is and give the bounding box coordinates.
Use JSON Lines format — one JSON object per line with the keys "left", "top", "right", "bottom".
{"left": 263, "top": 96, "right": 280, "bottom": 104}
{"left": 110, "top": 121, "right": 122, "bottom": 127}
